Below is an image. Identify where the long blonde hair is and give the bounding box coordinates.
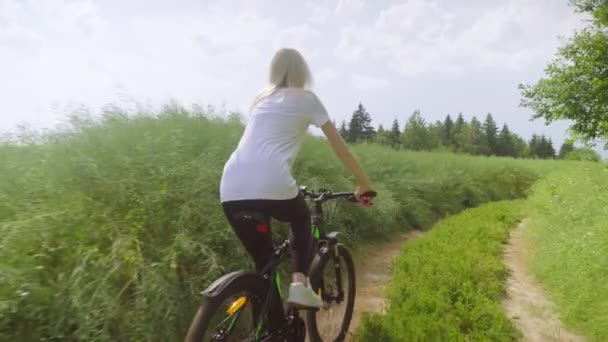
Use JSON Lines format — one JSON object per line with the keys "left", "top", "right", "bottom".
{"left": 250, "top": 48, "right": 313, "bottom": 111}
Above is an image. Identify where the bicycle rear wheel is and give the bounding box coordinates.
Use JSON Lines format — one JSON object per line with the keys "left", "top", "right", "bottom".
{"left": 307, "top": 244, "right": 356, "bottom": 342}
{"left": 185, "top": 275, "right": 268, "bottom": 342}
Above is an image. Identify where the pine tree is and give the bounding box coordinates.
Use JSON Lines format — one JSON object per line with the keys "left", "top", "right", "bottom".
{"left": 529, "top": 134, "right": 540, "bottom": 158}
{"left": 453, "top": 113, "right": 469, "bottom": 152}
{"left": 510, "top": 133, "right": 527, "bottom": 158}
{"left": 390, "top": 118, "right": 401, "bottom": 148}
{"left": 338, "top": 120, "right": 348, "bottom": 139}
{"left": 497, "top": 124, "right": 516, "bottom": 157}
{"left": 346, "top": 103, "right": 364, "bottom": 142}
{"left": 347, "top": 103, "right": 375, "bottom": 143}
{"left": 558, "top": 140, "right": 575, "bottom": 158}
{"left": 442, "top": 114, "right": 455, "bottom": 149}
{"left": 546, "top": 137, "right": 556, "bottom": 159}
{"left": 483, "top": 113, "right": 498, "bottom": 155}
{"left": 532, "top": 135, "right": 556, "bottom": 159}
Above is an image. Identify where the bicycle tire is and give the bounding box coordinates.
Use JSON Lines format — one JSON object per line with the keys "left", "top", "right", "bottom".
{"left": 307, "top": 243, "right": 356, "bottom": 342}
{"left": 185, "top": 274, "right": 268, "bottom": 342}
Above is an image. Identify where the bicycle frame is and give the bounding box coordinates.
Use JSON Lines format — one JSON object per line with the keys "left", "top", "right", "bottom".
{"left": 246, "top": 198, "right": 339, "bottom": 341}
{"left": 310, "top": 200, "right": 346, "bottom": 305}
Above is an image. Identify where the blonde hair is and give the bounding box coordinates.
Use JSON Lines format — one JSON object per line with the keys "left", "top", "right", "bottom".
{"left": 250, "top": 48, "right": 313, "bottom": 111}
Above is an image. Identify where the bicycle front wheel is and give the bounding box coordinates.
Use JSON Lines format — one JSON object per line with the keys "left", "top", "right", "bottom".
{"left": 307, "top": 243, "right": 356, "bottom": 342}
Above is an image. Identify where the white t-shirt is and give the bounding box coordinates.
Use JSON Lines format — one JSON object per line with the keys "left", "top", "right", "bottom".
{"left": 220, "top": 88, "right": 330, "bottom": 202}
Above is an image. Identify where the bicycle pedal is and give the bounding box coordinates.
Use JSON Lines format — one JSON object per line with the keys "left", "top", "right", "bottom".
{"left": 287, "top": 303, "right": 320, "bottom": 311}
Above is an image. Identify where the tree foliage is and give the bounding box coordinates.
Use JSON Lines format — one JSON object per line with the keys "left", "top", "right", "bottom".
{"left": 346, "top": 103, "right": 376, "bottom": 143}
{"left": 519, "top": 1, "right": 608, "bottom": 147}
{"left": 340, "top": 105, "right": 564, "bottom": 160}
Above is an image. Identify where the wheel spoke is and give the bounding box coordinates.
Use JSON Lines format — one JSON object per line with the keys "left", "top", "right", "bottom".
{"left": 308, "top": 245, "right": 356, "bottom": 341}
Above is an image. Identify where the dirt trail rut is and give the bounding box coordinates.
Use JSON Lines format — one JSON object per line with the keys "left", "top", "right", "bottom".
{"left": 307, "top": 230, "right": 422, "bottom": 341}
{"left": 503, "top": 220, "right": 587, "bottom": 342}
{"left": 346, "top": 230, "right": 423, "bottom": 340}
{"left": 349, "top": 231, "right": 422, "bottom": 337}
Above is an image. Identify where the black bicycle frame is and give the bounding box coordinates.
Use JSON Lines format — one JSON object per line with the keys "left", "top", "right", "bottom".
{"left": 246, "top": 194, "right": 350, "bottom": 340}
{"left": 257, "top": 245, "right": 287, "bottom": 337}
{"left": 310, "top": 200, "right": 346, "bottom": 305}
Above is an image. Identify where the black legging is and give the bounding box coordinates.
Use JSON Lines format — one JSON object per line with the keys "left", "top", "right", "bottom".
{"left": 222, "top": 193, "right": 312, "bottom": 274}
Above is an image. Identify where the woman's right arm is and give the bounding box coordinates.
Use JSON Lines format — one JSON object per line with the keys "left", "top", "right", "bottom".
{"left": 320, "top": 121, "right": 374, "bottom": 199}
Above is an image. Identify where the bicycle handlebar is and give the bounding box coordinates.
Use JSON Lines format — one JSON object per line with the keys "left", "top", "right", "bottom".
{"left": 300, "top": 186, "right": 377, "bottom": 204}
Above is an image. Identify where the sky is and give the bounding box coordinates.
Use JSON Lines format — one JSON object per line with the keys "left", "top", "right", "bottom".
{"left": 0, "top": 0, "right": 601, "bottom": 153}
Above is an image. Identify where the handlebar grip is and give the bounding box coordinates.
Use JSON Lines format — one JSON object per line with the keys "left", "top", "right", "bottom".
{"left": 347, "top": 191, "right": 378, "bottom": 203}
{"left": 361, "top": 191, "right": 378, "bottom": 198}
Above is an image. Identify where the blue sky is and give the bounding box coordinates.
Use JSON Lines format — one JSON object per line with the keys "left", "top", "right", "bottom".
{"left": 1, "top": 0, "right": 599, "bottom": 152}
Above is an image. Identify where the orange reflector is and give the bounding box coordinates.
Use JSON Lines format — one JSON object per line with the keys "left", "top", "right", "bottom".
{"left": 226, "top": 296, "right": 247, "bottom": 315}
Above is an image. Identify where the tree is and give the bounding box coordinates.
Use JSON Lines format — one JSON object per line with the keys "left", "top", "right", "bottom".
{"left": 453, "top": 113, "right": 470, "bottom": 152}
{"left": 529, "top": 134, "right": 540, "bottom": 158}
{"left": 427, "top": 121, "right": 444, "bottom": 150}
{"left": 558, "top": 140, "right": 575, "bottom": 158}
{"left": 390, "top": 119, "right": 401, "bottom": 148}
{"left": 442, "top": 114, "right": 455, "bottom": 149}
{"left": 519, "top": 1, "right": 608, "bottom": 146}
{"left": 468, "top": 116, "right": 488, "bottom": 155}
{"left": 545, "top": 137, "right": 556, "bottom": 159}
{"left": 347, "top": 103, "right": 375, "bottom": 143}
{"left": 401, "top": 110, "right": 431, "bottom": 151}
{"left": 374, "top": 124, "right": 392, "bottom": 146}
{"left": 532, "top": 135, "right": 556, "bottom": 159}
{"left": 497, "top": 124, "right": 517, "bottom": 157}
{"left": 511, "top": 133, "right": 527, "bottom": 158}
{"left": 338, "top": 120, "right": 348, "bottom": 138}
{"left": 483, "top": 113, "right": 498, "bottom": 155}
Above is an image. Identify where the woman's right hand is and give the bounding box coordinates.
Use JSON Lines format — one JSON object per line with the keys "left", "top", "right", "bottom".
{"left": 355, "top": 186, "right": 376, "bottom": 207}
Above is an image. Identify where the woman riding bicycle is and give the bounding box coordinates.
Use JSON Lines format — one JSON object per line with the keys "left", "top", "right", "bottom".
{"left": 220, "top": 48, "right": 375, "bottom": 309}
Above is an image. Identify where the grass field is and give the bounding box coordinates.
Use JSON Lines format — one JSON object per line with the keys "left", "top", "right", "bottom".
{"left": 357, "top": 161, "right": 608, "bottom": 341}
{"left": 524, "top": 163, "right": 608, "bottom": 341}
{"left": 0, "top": 107, "right": 546, "bottom": 341}
{"left": 356, "top": 201, "right": 525, "bottom": 342}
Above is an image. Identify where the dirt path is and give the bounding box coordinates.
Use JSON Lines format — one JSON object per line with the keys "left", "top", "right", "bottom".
{"left": 503, "top": 220, "right": 587, "bottom": 342}
{"left": 305, "top": 230, "right": 422, "bottom": 341}
{"left": 346, "top": 230, "right": 423, "bottom": 340}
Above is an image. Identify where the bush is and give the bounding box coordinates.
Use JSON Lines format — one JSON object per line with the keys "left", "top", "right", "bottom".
{"left": 562, "top": 147, "right": 601, "bottom": 162}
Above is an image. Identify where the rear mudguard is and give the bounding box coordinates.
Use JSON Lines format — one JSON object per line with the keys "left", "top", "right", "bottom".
{"left": 325, "top": 231, "right": 340, "bottom": 243}
{"left": 201, "top": 270, "right": 267, "bottom": 299}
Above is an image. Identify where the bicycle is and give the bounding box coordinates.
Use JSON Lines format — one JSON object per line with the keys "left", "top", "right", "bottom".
{"left": 185, "top": 186, "right": 377, "bottom": 342}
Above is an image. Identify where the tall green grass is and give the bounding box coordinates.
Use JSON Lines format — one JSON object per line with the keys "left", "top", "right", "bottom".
{"left": 0, "top": 107, "right": 540, "bottom": 341}
{"left": 525, "top": 163, "right": 608, "bottom": 341}
{"left": 356, "top": 201, "right": 525, "bottom": 342}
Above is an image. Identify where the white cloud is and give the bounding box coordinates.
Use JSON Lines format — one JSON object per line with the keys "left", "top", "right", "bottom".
{"left": 351, "top": 73, "right": 389, "bottom": 90}
{"left": 334, "top": 0, "right": 583, "bottom": 76}
{"left": 334, "top": 0, "right": 365, "bottom": 17}
{"left": 274, "top": 24, "right": 322, "bottom": 59}
{"left": 316, "top": 68, "right": 338, "bottom": 83}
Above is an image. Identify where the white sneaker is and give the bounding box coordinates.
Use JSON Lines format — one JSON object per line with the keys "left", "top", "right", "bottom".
{"left": 287, "top": 282, "right": 323, "bottom": 308}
